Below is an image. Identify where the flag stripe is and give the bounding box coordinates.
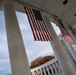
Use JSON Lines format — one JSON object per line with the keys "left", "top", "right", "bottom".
{"left": 42, "top": 21, "right": 52, "bottom": 40}
{"left": 36, "top": 21, "right": 44, "bottom": 41}
{"left": 28, "top": 7, "right": 40, "bottom": 40}
{"left": 25, "top": 6, "right": 39, "bottom": 40}
{"left": 29, "top": 7, "right": 42, "bottom": 40}
{"left": 30, "top": 8, "right": 41, "bottom": 40}
{"left": 32, "top": 9, "right": 46, "bottom": 41}
{"left": 38, "top": 21, "right": 46, "bottom": 41}
{"left": 24, "top": 6, "right": 37, "bottom": 40}
{"left": 30, "top": 7, "right": 44, "bottom": 41}
{"left": 40, "top": 21, "right": 49, "bottom": 41}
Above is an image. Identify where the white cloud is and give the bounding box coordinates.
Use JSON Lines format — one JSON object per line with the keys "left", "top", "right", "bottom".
{"left": 0, "top": 59, "right": 10, "bottom": 71}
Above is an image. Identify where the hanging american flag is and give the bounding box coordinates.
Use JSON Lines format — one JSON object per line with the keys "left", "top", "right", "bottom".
{"left": 23, "top": 5, "right": 52, "bottom": 41}
{"left": 53, "top": 16, "right": 73, "bottom": 43}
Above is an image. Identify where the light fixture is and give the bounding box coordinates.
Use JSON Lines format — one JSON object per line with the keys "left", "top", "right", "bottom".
{"left": 63, "top": 0, "right": 68, "bottom": 5}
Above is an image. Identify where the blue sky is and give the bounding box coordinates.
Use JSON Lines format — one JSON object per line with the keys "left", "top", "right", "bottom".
{"left": 0, "top": 10, "right": 60, "bottom": 75}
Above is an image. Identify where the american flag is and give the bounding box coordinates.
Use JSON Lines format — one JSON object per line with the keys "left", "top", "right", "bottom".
{"left": 53, "top": 16, "right": 73, "bottom": 43}
{"left": 23, "top": 5, "right": 52, "bottom": 41}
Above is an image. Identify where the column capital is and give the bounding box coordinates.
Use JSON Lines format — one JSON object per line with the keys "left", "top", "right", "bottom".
{"left": 1, "top": 0, "right": 15, "bottom": 11}
{"left": 41, "top": 11, "right": 52, "bottom": 24}
{"left": 62, "top": 21, "right": 71, "bottom": 30}
{"left": 64, "top": 25, "right": 70, "bottom": 30}
{"left": 1, "top": 0, "right": 13, "bottom": 7}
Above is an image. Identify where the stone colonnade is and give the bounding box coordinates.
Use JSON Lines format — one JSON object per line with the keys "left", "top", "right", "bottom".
{"left": 1, "top": 0, "right": 76, "bottom": 75}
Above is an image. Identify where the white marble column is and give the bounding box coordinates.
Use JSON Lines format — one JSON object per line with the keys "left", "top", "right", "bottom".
{"left": 61, "top": 22, "right": 76, "bottom": 62}
{"left": 2, "top": 1, "right": 31, "bottom": 75}
{"left": 41, "top": 12, "right": 76, "bottom": 75}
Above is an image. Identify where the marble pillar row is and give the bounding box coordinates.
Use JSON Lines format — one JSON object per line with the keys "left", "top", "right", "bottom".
{"left": 41, "top": 12, "right": 76, "bottom": 75}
